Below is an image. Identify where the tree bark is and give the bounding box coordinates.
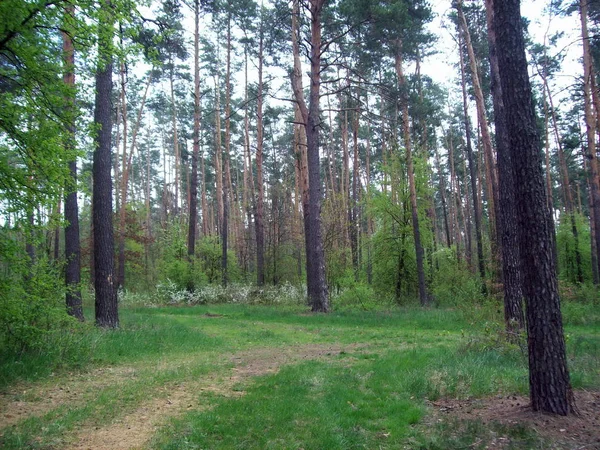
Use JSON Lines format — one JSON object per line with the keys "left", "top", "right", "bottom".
{"left": 188, "top": 0, "right": 201, "bottom": 261}
{"left": 93, "top": 0, "right": 118, "bottom": 328}
{"left": 62, "top": 5, "right": 84, "bottom": 321}
{"left": 290, "top": 0, "right": 329, "bottom": 312}
{"left": 394, "top": 44, "right": 428, "bottom": 306}
{"left": 458, "top": 29, "right": 486, "bottom": 292}
{"left": 457, "top": 0, "right": 500, "bottom": 278}
{"left": 255, "top": 6, "right": 265, "bottom": 286}
{"left": 580, "top": 0, "right": 600, "bottom": 280}
{"left": 485, "top": 0, "right": 524, "bottom": 333}
{"left": 493, "top": 0, "right": 573, "bottom": 415}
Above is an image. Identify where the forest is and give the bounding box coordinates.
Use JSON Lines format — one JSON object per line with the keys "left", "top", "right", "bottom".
{"left": 1, "top": 0, "right": 599, "bottom": 448}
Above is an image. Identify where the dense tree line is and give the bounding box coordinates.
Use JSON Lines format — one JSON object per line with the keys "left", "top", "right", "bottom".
{"left": 2, "top": 0, "right": 598, "bottom": 415}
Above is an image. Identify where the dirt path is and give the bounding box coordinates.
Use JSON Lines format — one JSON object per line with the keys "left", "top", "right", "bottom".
{"left": 1, "top": 343, "right": 365, "bottom": 450}
{"left": 0, "top": 366, "right": 140, "bottom": 429}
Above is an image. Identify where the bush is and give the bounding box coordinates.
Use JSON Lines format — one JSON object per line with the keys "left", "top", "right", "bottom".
{"left": 0, "top": 256, "right": 80, "bottom": 352}
{"left": 148, "top": 281, "right": 306, "bottom": 306}
{"left": 332, "top": 283, "right": 382, "bottom": 311}
{"left": 431, "top": 247, "right": 483, "bottom": 307}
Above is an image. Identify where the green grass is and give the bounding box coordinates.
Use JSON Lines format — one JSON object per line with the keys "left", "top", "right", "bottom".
{"left": 0, "top": 302, "right": 598, "bottom": 449}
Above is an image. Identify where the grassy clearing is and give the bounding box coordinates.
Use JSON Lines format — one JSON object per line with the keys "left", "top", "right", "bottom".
{"left": 0, "top": 301, "right": 598, "bottom": 449}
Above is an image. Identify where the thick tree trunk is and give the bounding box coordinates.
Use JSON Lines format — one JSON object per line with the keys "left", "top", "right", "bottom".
{"left": 93, "top": 0, "right": 118, "bottom": 328}
{"left": 291, "top": 0, "right": 313, "bottom": 305}
{"left": 493, "top": 0, "right": 573, "bottom": 415}
{"left": 485, "top": 0, "right": 524, "bottom": 333}
{"left": 62, "top": 7, "right": 83, "bottom": 320}
{"left": 291, "top": 0, "right": 329, "bottom": 312}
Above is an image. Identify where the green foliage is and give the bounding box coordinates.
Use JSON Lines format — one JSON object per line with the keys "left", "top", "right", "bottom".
{"left": 556, "top": 212, "right": 592, "bottom": 284}
{"left": 197, "top": 236, "right": 242, "bottom": 284}
{"left": 430, "top": 247, "right": 483, "bottom": 307}
{"left": 0, "top": 255, "right": 78, "bottom": 352}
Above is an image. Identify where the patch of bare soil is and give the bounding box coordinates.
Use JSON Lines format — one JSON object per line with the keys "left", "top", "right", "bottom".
{"left": 428, "top": 390, "right": 600, "bottom": 449}
{"left": 0, "top": 366, "right": 139, "bottom": 428}
{"left": 63, "top": 343, "right": 365, "bottom": 450}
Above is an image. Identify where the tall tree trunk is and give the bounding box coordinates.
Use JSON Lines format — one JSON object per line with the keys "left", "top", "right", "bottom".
{"left": 538, "top": 58, "right": 583, "bottom": 283}
{"left": 485, "top": 0, "right": 524, "bottom": 333}
{"left": 394, "top": 44, "right": 428, "bottom": 305}
{"left": 169, "top": 66, "right": 180, "bottom": 218}
{"left": 222, "top": 12, "right": 233, "bottom": 286}
{"left": 255, "top": 5, "right": 265, "bottom": 286}
{"left": 291, "top": 0, "right": 312, "bottom": 303}
{"left": 457, "top": 1, "right": 500, "bottom": 277}
{"left": 145, "top": 128, "right": 152, "bottom": 284}
{"left": 351, "top": 105, "right": 359, "bottom": 280}
{"left": 214, "top": 78, "right": 223, "bottom": 235}
{"left": 458, "top": 29, "right": 486, "bottom": 292}
{"left": 117, "top": 62, "right": 127, "bottom": 290}
{"left": 580, "top": 0, "right": 600, "bottom": 280}
{"left": 62, "top": 5, "right": 83, "bottom": 320}
{"left": 93, "top": 0, "right": 118, "bottom": 328}
{"left": 188, "top": 0, "right": 201, "bottom": 260}
{"left": 291, "top": 0, "right": 329, "bottom": 312}
{"left": 493, "top": 0, "right": 573, "bottom": 415}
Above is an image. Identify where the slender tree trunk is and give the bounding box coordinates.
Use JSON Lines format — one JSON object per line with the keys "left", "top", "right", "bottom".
{"left": 214, "top": 78, "right": 223, "bottom": 235}
{"left": 62, "top": 6, "right": 83, "bottom": 320}
{"left": 255, "top": 6, "right": 265, "bottom": 286}
{"left": 188, "top": 0, "right": 201, "bottom": 261}
{"left": 169, "top": 67, "right": 180, "bottom": 217}
{"left": 494, "top": 0, "right": 573, "bottom": 415}
{"left": 116, "top": 63, "right": 128, "bottom": 290}
{"left": 351, "top": 105, "right": 359, "bottom": 280}
{"left": 93, "top": 0, "right": 118, "bottom": 328}
{"left": 435, "top": 146, "right": 451, "bottom": 247}
{"left": 458, "top": 1, "right": 499, "bottom": 277}
{"left": 291, "top": 0, "right": 312, "bottom": 304}
{"left": 485, "top": 0, "right": 524, "bottom": 332}
{"left": 458, "top": 29, "right": 486, "bottom": 292}
{"left": 222, "top": 12, "right": 233, "bottom": 286}
{"left": 580, "top": 0, "right": 600, "bottom": 280}
{"left": 394, "top": 45, "right": 428, "bottom": 305}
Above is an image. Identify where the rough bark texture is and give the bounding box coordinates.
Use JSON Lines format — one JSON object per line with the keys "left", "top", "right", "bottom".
{"left": 484, "top": 0, "right": 524, "bottom": 333}
{"left": 93, "top": 0, "right": 118, "bottom": 328}
{"left": 290, "top": 0, "right": 329, "bottom": 312}
{"left": 63, "top": 6, "right": 84, "bottom": 321}
{"left": 493, "top": 0, "right": 573, "bottom": 415}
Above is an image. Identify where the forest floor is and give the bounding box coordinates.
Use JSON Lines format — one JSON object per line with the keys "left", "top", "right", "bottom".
{"left": 0, "top": 303, "right": 599, "bottom": 449}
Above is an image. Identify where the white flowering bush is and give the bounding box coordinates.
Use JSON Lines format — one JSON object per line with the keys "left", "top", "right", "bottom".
{"left": 146, "top": 281, "right": 306, "bottom": 306}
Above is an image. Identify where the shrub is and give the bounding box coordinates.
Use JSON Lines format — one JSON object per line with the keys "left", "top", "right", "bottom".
{"left": 0, "top": 256, "right": 80, "bottom": 352}
{"left": 431, "top": 247, "right": 483, "bottom": 307}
